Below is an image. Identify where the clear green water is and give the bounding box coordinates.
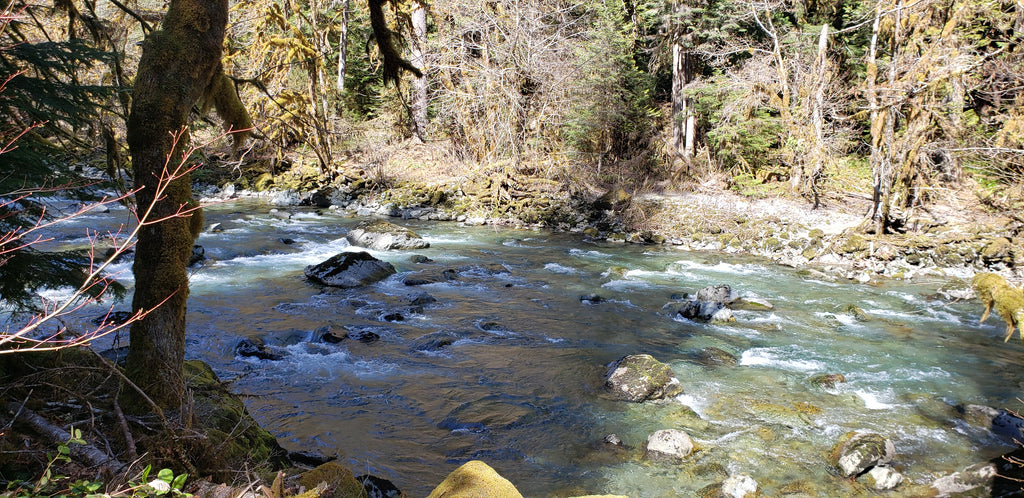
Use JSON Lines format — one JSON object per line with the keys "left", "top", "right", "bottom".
{"left": 43, "top": 200, "right": 1024, "bottom": 496}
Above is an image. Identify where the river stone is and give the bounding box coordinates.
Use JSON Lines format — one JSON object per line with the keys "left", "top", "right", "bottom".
{"left": 721, "top": 474, "right": 759, "bottom": 497}
{"left": 346, "top": 219, "right": 430, "bottom": 251}
{"left": 404, "top": 268, "right": 458, "bottom": 286}
{"left": 676, "top": 299, "right": 725, "bottom": 322}
{"left": 709, "top": 307, "right": 735, "bottom": 324}
{"left": 864, "top": 465, "right": 903, "bottom": 490}
{"left": 694, "top": 347, "right": 738, "bottom": 367}
{"left": 236, "top": 338, "right": 283, "bottom": 361}
{"left": 305, "top": 251, "right": 396, "bottom": 288}
{"left": 644, "top": 429, "right": 694, "bottom": 460}
{"left": 298, "top": 462, "right": 366, "bottom": 498}
{"left": 410, "top": 292, "right": 437, "bottom": 306}
{"left": 808, "top": 373, "right": 846, "bottom": 389}
{"left": 730, "top": 296, "right": 774, "bottom": 311}
{"left": 356, "top": 474, "right": 404, "bottom": 498}
{"left": 605, "top": 354, "right": 683, "bottom": 402}
{"left": 189, "top": 244, "right": 205, "bottom": 266}
{"left": 695, "top": 284, "right": 737, "bottom": 304}
{"left": 426, "top": 460, "right": 523, "bottom": 498}
{"left": 930, "top": 462, "right": 997, "bottom": 496}
{"left": 828, "top": 431, "right": 896, "bottom": 477}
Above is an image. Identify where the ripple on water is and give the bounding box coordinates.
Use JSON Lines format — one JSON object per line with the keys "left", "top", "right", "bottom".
{"left": 739, "top": 346, "right": 828, "bottom": 372}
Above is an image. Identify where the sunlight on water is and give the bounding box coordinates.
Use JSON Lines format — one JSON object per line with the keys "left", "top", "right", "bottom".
{"left": 30, "top": 199, "right": 1024, "bottom": 497}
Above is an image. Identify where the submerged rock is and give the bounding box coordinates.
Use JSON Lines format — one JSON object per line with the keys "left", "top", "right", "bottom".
{"left": 357, "top": 474, "right": 405, "bottom": 498}
{"left": 426, "top": 460, "right": 523, "bottom": 498}
{"left": 808, "top": 373, "right": 847, "bottom": 389}
{"left": 644, "top": 429, "right": 695, "bottom": 460}
{"left": 236, "top": 338, "right": 283, "bottom": 361}
{"left": 827, "top": 431, "right": 896, "bottom": 477}
{"left": 305, "top": 251, "right": 396, "bottom": 288}
{"left": 404, "top": 268, "right": 458, "bottom": 286}
{"left": 346, "top": 220, "right": 430, "bottom": 251}
{"left": 692, "top": 347, "right": 739, "bottom": 367}
{"left": 605, "top": 354, "right": 683, "bottom": 402}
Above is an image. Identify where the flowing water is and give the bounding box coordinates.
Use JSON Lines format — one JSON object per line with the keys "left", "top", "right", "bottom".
{"left": 29, "top": 198, "right": 1024, "bottom": 496}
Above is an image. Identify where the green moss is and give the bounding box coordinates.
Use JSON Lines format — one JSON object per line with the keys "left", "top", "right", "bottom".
{"left": 427, "top": 460, "right": 523, "bottom": 498}
{"left": 183, "top": 361, "right": 287, "bottom": 474}
{"left": 298, "top": 462, "right": 367, "bottom": 498}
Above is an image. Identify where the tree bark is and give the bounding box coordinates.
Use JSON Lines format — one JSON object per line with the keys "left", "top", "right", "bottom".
{"left": 125, "top": 0, "right": 227, "bottom": 411}
{"left": 671, "top": 42, "right": 694, "bottom": 161}
{"left": 337, "top": 0, "right": 349, "bottom": 92}
{"left": 410, "top": 0, "right": 428, "bottom": 140}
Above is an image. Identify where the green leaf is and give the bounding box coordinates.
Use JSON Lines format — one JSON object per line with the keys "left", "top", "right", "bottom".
{"left": 157, "top": 468, "right": 175, "bottom": 484}
{"left": 171, "top": 473, "right": 187, "bottom": 490}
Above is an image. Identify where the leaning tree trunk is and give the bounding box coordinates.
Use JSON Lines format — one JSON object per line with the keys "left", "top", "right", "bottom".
{"left": 125, "top": 0, "right": 228, "bottom": 411}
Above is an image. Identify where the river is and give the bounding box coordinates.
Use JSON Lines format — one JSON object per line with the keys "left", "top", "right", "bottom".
{"left": 34, "top": 198, "right": 1024, "bottom": 496}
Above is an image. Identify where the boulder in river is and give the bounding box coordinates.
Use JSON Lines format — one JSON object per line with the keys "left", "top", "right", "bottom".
{"left": 346, "top": 219, "right": 430, "bottom": 251}
{"left": 189, "top": 244, "right": 205, "bottom": 266}
{"left": 426, "top": 460, "right": 523, "bottom": 498}
{"left": 304, "top": 251, "right": 396, "bottom": 288}
{"left": 827, "top": 431, "right": 895, "bottom": 477}
{"left": 605, "top": 354, "right": 683, "bottom": 402}
{"left": 236, "top": 338, "right": 283, "bottom": 361}
{"left": 644, "top": 429, "right": 695, "bottom": 460}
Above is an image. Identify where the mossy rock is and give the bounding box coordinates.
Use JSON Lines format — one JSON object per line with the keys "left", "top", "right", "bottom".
{"left": 808, "top": 373, "right": 846, "bottom": 389}
{"left": 605, "top": 354, "right": 683, "bottom": 402}
{"left": 298, "top": 462, "right": 368, "bottom": 498}
{"left": 763, "top": 237, "right": 782, "bottom": 252}
{"left": 593, "top": 188, "right": 632, "bottom": 212}
{"left": 840, "top": 234, "right": 868, "bottom": 254}
{"left": 254, "top": 172, "right": 275, "bottom": 191}
{"left": 183, "top": 360, "right": 288, "bottom": 474}
{"left": 808, "top": 228, "right": 825, "bottom": 239}
{"left": 841, "top": 304, "right": 872, "bottom": 322}
{"left": 827, "top": 431, "right": 895, "bottom": 477}
{"left": 982, "top": 237, "right": 1014, "bottom": 264}
{"left": 427, "top": 460, "right": 523, "bottom": 498}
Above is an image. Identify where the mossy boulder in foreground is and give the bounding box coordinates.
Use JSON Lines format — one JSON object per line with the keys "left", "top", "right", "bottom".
{"left": 183, "top": 360, "right": 288, "bottom": 476}
{"left": 426, "top": 460, "right": 522, "bottom": 498}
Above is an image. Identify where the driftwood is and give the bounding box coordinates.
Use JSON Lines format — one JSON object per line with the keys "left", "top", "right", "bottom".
{"left": 6, "top": 402, "right": 127, "bottom": 474}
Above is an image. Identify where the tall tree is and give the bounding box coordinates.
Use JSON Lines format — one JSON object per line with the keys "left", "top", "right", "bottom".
{"left": 409, "top": 0, "right": 429, "bottom": 140}
{"left": 125, "top": 0, "right": 228, "bottom": 410}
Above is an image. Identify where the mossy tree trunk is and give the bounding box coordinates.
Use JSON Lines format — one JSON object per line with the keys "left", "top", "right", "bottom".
{"left": 125, "top": 0, "right": 228, "bottom": 411}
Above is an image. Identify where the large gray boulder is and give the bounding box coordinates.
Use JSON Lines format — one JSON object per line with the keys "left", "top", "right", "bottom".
{"left": 304, "top": 251, "right": 396, "bottom": 287}
{"left": 605, "top": 354, "right": 683, "bottom": 402}
{"left": 346, "top": 220, "right": 430, "bottom": 251}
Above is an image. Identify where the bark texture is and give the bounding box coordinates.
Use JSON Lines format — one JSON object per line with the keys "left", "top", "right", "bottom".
{"left": 125, "top": 0, "right": 228, "bottom": 411}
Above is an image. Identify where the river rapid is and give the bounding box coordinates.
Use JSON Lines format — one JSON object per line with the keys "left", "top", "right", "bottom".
{"left": 35, "top": 198, "right": 1024, "bottom": 496}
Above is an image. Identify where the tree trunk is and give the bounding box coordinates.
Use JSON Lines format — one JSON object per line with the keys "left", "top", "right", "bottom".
{"left": 671, "top": 42, "right": 694, "bottom": 162}
{"left": 410, "top": 0, "right": 428, "bottom": 140}
{"left": 125, "top": 0, "right": 228, "bottom": 412}
{"left": 337, "top": 0, "right": 349, "bottom": 92}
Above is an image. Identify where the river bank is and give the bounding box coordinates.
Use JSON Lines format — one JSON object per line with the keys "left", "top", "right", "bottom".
{"left": 198, "top": 154, "right": 1023, "bottom": 289}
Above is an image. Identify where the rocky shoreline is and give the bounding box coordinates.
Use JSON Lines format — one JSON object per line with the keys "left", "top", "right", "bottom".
{"left": 198, "top": 167, "right": 1023, "bottom": 288}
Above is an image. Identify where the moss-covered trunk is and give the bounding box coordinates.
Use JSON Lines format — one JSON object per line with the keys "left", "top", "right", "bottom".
{"left": 125, "top": 0, "right": 227, "bottom": 411}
